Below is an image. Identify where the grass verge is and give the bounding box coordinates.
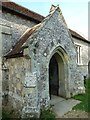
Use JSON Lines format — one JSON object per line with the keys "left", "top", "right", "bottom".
{"left": 40, "top": 107, "right": 56, "bottom": 120}
{"left": 73, "top": 79, "right": 90, "bottom": 112}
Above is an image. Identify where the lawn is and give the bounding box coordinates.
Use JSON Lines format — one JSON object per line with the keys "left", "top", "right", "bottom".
{"left": 73, "top": 78, "right": 90, "bottom": 112}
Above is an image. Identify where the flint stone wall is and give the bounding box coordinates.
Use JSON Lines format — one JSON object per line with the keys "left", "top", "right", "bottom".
{"left": 73, "top": 37, "right": 89, "bottom": 77}
{"left": 22, "top": 10, "right": 85, "bottom": 117}
{"left": 1, "top": 7, "right": 86, "bottom": 118}
{"left": 2, "top": 57, "right": 25, "bottom": 116}
{"left": 1, "top": 10, "right": 37, "bottom": 55}
{"left": 2, "top": 57, "right": 37, "bottom": 117}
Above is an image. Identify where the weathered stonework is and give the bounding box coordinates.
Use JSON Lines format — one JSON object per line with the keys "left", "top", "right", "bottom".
{"left": 2, "top": 57, "right": 31, "bottom": 117}
{"left": 0, "top": 9, "right": 38, "bottom": 56}
{"left": 1, "top": 3, "right": 89, "bottom": 118}
{"left": 2, "top": 11, "right": 37, "bottom": 28}
{"left": 0, "top": 18, "right": 28, "bottom": 55}
{"left": 20, "top": 9, "right": 85, "bottom": 117}
{"left": 73, "top": 37, "right": 89, "bottom": 77}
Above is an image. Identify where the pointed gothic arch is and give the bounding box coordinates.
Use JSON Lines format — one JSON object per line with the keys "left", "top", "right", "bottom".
{"left": 48, "top": 46, "right": 70, "bottom": 99}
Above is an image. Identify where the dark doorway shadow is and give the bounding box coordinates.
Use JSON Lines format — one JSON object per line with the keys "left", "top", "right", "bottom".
{"left": 49, "top": 54, "right": 59, "bottom": 99}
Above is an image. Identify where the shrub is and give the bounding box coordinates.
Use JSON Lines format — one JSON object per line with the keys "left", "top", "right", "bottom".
{"left": 40, "top": 107, "right": 56, "bottom": 120}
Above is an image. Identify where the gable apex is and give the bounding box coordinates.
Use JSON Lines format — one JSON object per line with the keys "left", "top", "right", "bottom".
{"left": 49, "top": 4, "right": 67, "bottom": 26}
{"left": 49, "top": 5, "right": 59, "bottom": 13}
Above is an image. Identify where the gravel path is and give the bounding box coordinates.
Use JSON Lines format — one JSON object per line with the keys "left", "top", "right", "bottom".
{"left": 62, "top": 110, "right": 88, "bottom": 118}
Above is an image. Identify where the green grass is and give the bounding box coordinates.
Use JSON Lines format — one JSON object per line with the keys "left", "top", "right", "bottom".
{"left": 73, "top": 79, "right": 90, "bottom": 112}
{"left": 2, "top": 111, "right": 11, "bottom": 119}
{"left": 40, "top": 108, "right": 56, "bottom": 120}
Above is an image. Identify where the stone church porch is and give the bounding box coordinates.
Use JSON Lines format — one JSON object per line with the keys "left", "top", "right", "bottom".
{"left": 2, "top": 4, "right": 86, "bottom": 118}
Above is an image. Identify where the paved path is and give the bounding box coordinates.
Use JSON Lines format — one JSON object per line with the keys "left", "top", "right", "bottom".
{"left": 50, "top": 95, "right": 81, "bottom": 118}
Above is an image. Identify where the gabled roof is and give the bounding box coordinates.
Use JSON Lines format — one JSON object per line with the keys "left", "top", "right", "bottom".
{"left": 49, "top": 5, "right": 67, "bottom": 26}
{"left": 69, "top": 29, "right": 88, "bottom": 42}
{"left": 1, "top": 1, "right": 89, "bottom": 58}
{"left": 0, "top": 0, "right": 44, "bottom": 23}
{"left": 5, "top": 5, "right": 89, "bottom": 59}
{"left": 5, "top": 27, "right": 89, "bottom": 58}
{"left": 1, "top": 1, "right": 87, "bottom": 41}
{"left": 5, "top": 23, "right": 41, "bottom": 58}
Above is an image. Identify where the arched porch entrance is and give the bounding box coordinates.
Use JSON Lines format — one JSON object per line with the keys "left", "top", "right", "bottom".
{"left": 49, "top": 52, "right": 65, "bottom": 99}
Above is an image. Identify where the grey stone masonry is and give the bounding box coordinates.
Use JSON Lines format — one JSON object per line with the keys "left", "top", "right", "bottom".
{"left": 1, "top": 4, "right": 87, "bottom": 118}
{"left": 0, "top": 18, "right": 28, "bottom": 55}
{"left": 21, "top": 7, "right": 85, "bottom": 117}
{"left": 0, "top": 9, "right": 37, "bottom": 56}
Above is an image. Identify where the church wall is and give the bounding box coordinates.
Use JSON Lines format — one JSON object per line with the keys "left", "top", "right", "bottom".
{"left": 2, "top": 11, "right": 37, "bottom": 28}
{"left": 25, "top": 11, "right": 85, "bottom": 113}
{"left": 1, "top": 9, "right": 40, "bottom": 118}
{"left": 0, "top": 19, "right": 27, "bottom": 55}
{"left": 1, "top": 5, "right": 88, "bottom": 118}
{"left": 0, "top": 19, "right": 28, "bottom": 55}
{"left": 2, "top": 57, "right": 31, "bottom": 117}
{"left": 1, "top": 10, "right": 37, "bottom": 55}
{"left": 73, "top": 37, "right": 88, "bottom": 77}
